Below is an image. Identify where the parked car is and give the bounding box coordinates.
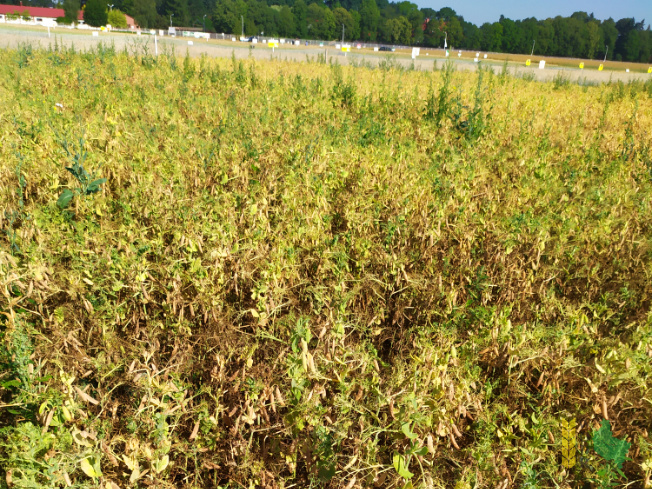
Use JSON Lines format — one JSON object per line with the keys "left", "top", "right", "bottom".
{"left": 379, "top": 46, "right": 395, "bottom": 52}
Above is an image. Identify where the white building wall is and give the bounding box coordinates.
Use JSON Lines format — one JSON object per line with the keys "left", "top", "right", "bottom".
{"left": 0, "top": 13, "right": 59, "bottom": 27}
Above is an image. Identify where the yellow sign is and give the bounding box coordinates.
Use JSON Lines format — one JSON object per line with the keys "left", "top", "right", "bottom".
{"left": 526, "top": 59, "right": 531, "bottom": 66}
{"left": 648, "top": 67, "right": 652, "bottom": 73}
{"left": 560, "top": 418, "right": 577, "bottom": 469}
{"left": 268, "top": 41, "right": 278, "bottom": 48}
{"left": 599, "top": 64, "right": 603, "bottom": 71}
{"left": 579, "top": 62, "right": 584, "bottom": 69}
{"left": 341, "top": 46, "right": 350, "bottom": 52}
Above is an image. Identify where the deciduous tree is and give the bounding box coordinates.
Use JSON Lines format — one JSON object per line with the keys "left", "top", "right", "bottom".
{"left": 84, "top": 0, "right": 108, "bottom": 26}
{"left": 63, "top": 0, "right": 80, "bottom": 23}
{"left": 359, "top": 0, "right": 379, "bottom": 41}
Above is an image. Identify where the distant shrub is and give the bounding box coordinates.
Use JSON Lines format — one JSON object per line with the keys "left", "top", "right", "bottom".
{"left": 107, "top": 9, "right": 127, "bottom": 29}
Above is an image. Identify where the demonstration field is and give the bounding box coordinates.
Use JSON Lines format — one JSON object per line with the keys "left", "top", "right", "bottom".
{"left": 1, "top": 24, "right": 651, "bottom": 83}
{"left": 1, "top": 45, "right": 652, "bottom": 489}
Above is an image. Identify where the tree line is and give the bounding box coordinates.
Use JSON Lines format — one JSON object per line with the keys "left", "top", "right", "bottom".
{"left": 7, "top": 0, "right": 652, "bottom": 62}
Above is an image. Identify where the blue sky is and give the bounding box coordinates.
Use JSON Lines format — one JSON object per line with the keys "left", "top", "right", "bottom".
{"left": 417, "top": 0, "right": 652, "bottom": 26}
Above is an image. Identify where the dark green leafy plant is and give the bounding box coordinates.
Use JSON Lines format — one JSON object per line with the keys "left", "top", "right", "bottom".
{"left": 0, "top": 323, "right": 34, "bottom": 392}
{"left": 430, "top": 59, "right": 454, "bottom": 126}
{"left": 313, "top": 425, "right": 337, "bottom": 482}
{"left": 593, "top": 419, "right": 630, "bottom": 471}
{"left": 56, "top": 138, "right": 106, "bottom": 209}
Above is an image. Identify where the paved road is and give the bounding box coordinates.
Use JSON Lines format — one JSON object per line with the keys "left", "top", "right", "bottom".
{"left": 1, "top": 24, "right": 650, "bottom": 84}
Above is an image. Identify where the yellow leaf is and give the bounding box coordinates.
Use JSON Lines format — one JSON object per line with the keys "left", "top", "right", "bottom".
{"left": 122, "top": 455, "right": 137, "bottom": 471}
{"left": 129, "top": 466, "right": 141, "bottom": 484}
{"left": 152, "top": 455, "right": 170, "bottom": 474}
{"left": 72, "top": 428, "right": 93, "bottom": 447}
{"left": 61, "top": 406, "right": 73, "bottom": 422}
{"left": 561, "top": 418, "right": 577, "bottom": 469}
{"left": 39, "top": 401, "right": 50, "bottom": 417}
{"left": 143, "top": 445, "right": 153, "bottom": 459}
{"left": 80, "top": 457, "right": 101, "bottom": 478}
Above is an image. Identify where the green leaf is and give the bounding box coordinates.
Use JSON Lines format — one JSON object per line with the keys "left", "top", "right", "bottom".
{"left": 412, "top": 445, "right": 428, "bottom": 457}
{"left": 593, "top": 419, "right": 631, "bottom": 470}
{"left": 65, "top": 165, "right": 78, "bottom": 178}
{"left": 393, "top": 452, "right": 413, "bottom": 479}
{"left": 401, "top": 422, "right": 418, "bottom": 440}
{"left": 57, "top": 189, "right": 75, "bottom": 209}
{"left": 85, "top": 178, "right": 107, "bottom": 195}
{"left": 317, "top": 463, "right": 336, "bottom": 481}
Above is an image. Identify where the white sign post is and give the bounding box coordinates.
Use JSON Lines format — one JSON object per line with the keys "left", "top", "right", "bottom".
{"left": 411, "top": 47, "right": 420, "bottom": 59}
{"left": 539, "top": 60, "right": 545, "bottom": 69}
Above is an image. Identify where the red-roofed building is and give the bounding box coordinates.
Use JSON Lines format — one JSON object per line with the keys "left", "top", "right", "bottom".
{"left": 0, "top": 4, "right": 66, "bottom": 25}
{"left": 0, "top": 4, "right": 137, "bottom": 28}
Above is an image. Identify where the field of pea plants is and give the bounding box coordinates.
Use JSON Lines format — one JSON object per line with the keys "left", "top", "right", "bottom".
{"left": 1, "top": 43, "right": 652, "bottom": 489}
